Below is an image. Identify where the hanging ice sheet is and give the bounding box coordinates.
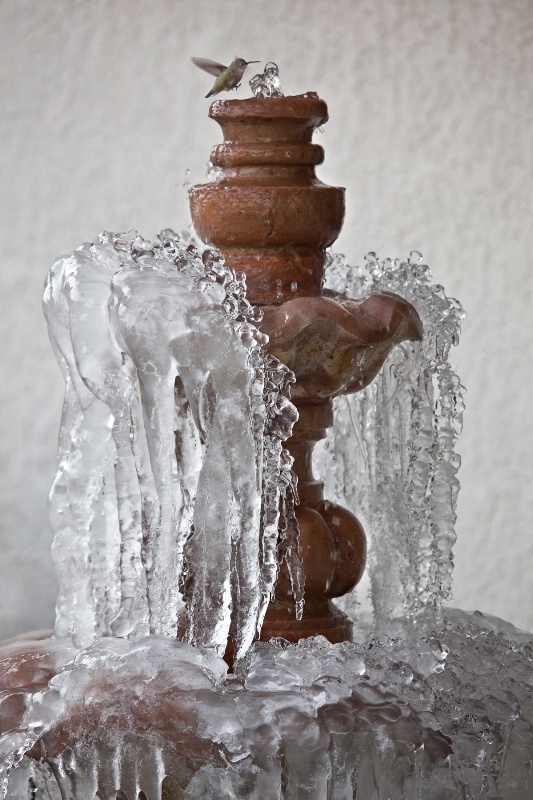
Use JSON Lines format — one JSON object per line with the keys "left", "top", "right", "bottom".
{"left": 317, "top": 251, "right": 465, "bottom": 632}
{"left": 43, "top": 230, "right": 299, "bottom": 659}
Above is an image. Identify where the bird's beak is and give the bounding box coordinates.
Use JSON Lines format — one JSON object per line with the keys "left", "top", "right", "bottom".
{"left": 246, "top": 61, "right": 261, "bottom": 65}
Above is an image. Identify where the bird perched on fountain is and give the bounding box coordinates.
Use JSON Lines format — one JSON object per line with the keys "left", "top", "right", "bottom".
{"left": 192, "top": 56, "right": 260, "bottom": 98}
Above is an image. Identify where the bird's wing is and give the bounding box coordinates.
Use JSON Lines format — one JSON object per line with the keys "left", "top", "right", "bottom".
{"left": 191, "top": 57, "right": 227, "bottom": 77}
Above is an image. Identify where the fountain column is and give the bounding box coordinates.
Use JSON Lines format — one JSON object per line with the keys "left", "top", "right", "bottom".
{"left": 190, "top": 93, "right": 422, "bottom": 644}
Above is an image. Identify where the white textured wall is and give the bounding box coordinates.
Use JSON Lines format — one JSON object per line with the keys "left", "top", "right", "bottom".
{"left": 1, "top": 0, "right": 532, "bottom": 640}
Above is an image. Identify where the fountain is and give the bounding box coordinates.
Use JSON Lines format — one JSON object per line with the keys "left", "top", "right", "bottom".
{"left": 0, "top": 65, "right": 532, "bottom": 799}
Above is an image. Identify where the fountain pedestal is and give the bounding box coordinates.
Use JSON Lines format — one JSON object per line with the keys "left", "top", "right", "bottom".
{"left": 189, "top": 93, "right": 423, "bottom": 645}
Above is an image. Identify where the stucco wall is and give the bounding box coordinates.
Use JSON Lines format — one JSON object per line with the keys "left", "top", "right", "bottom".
{"left": 1, "top": 0, "right": 532, "bottom": 639}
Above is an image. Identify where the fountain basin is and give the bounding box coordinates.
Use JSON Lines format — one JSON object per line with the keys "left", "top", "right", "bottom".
{"left": 2, "top": 610, "right": 533, "bottom": 799}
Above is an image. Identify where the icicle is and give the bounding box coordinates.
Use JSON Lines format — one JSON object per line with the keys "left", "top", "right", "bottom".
{"left": 318, "top": 251, "right": 465, "bottom": 631}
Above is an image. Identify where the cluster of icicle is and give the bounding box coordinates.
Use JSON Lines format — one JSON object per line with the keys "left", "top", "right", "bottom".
{"left": 43, "top": 229, "right": 301, "bottom": 660}
{"left": 318, "top": 251, "right": 465, "bottom": 632}
{"left": 3, "top": 610, "right": 533, "bottom": 799}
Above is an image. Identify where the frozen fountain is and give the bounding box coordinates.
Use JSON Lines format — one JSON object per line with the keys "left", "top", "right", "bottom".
{"left": 0, "top": 65, "right": 532, "bottom": 799}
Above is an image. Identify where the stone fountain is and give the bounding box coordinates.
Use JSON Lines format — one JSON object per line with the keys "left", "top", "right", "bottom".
{"left": 0, "top": 67, "right": 532, "bottom": 799}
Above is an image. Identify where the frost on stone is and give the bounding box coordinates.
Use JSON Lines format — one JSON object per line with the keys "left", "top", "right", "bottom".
{"left": 42, "top": 230, "right": 298, "bottom": 659}
{"left": 317, "top": 251, "right": 466, "bottom": 633}
{"left": 249, "top": 62, "right": 284, "bottom": 98}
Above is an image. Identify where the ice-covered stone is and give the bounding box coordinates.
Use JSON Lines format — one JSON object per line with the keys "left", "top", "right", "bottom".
{"left": 2, "top": 611, "right": 532, "bottom": 798}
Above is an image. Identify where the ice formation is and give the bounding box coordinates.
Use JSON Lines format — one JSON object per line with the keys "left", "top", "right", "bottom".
{"left": 43, "top": 230, "right": 299, "bottom": 658}
{"left": 2, "top": 245, "right": 533, "bottom": 800}
{"left": 249, "top": 62, "right": 284, "bottom": 98}
{"left": 2, "top": 611, "right": 533, "bottom": 799}
{"left": 318, "top": 251, "right": 466, "bottom": 633}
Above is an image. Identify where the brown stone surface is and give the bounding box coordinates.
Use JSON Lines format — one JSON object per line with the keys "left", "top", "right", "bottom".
{"left": 189, "top": 93, "right": 345, "bottom": 306}
{"left": 259, "top": 599, "right": 353, "bottom": 645}
{"left": 317, "top": 500, "right": 367, "bottom": 598}
{"left": 0, "top": 632, "right": 215, "bottom": 776}
{"left": 261, "top": 292, "right": 423, "bottom": 400}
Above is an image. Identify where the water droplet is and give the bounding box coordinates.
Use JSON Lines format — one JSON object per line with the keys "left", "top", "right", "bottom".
{"left": 249, "top": 306, "right": 263, "bottom": 324}
{"left": 206, "top": 160, "right": 222, "bottom": 180}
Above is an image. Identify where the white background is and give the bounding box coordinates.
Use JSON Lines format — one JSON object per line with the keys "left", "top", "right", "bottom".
{"left": 1, "top": 0, "right": 532, "bottom": 639}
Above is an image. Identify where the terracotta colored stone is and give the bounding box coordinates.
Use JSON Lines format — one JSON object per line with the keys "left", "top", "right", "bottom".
{"left": 259, "top": 599, "right": 353, "bottom": 645}
{"left": 275, "top": 505, "right": 336, "bottom": 600}
{"left": 0, "top": 632, "right": 62, "bottom": 738}
{"left": 317, "top": 501, "right": 367, "bottom": 598}
{"left": 189, "top": 93, "right": 345, "bottom": 306}
{"left": 261, "top": 293, "right": 423, "bottom": 400}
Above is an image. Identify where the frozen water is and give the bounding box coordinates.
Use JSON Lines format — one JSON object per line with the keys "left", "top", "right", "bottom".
{"left": 2, "top": 243, "right": 532, "bottom": 799}
{"left": 318, "top": 251, "right": 465, "bottom": 633}
{"left": 43, "top": 230, "right": 299, "bottom": 658}
{"left": 2, "top": 611, "right": 533, "bottom": 798}
{"left": 249, "top": 62, "right": 284, "bottom": 98}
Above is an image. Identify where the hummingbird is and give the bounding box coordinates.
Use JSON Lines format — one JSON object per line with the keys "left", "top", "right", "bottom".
{"left": 191, "top": 57, "right": 260, "bottom": 98}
